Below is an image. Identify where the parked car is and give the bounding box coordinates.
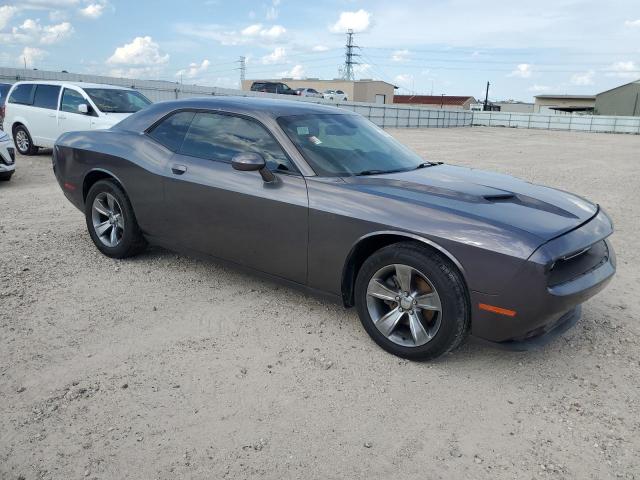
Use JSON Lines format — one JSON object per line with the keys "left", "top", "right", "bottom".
{"left": 53, "top": 97, "right": 615, "bottom": 360}
{"left": 294, "top": 87, "right": 323, "bottom": 98}
{"left": 0, "top": 129, "right": 15, "bottom": 181}
{"left": 4, "top": 81, "right": 152, "bottom": 155}
{"left": 323, "top": 89, "right": 348, "bottom": 101}
{"left": 250, "top": 81, "right": 297, "bottom": 95}
{"left": 0, "top": 82, "right": 12, "bottom": 130}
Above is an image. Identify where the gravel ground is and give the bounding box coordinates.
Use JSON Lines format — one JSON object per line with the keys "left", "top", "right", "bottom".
{"left": 1, "top": 127, "right": 639, "bottom": 480}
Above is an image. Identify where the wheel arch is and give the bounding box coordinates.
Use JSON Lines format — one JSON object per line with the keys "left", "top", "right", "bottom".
{"left": 82, "top": 168, "right": 128, "bottom": 204}
{"left": 340, "top": 231, "right": 468, "bottom": 307}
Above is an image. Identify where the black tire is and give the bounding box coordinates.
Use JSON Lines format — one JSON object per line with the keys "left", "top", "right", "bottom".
{"left": 355, "top": 242, "right": 470, "bottom": 360}
{"left": 13, "top": 125, "right": 38, "bottom": 156}
{"left": 85, "top": 179, "right": 147, "bottom": 258}
{"left": 0, "top": 171, "right": 13, "bottom": 181}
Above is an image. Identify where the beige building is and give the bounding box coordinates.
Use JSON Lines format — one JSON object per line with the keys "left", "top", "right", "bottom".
{"left": 533, "top": 95, "right": 595, "bottom": 114}
{"left": 241, "top": 78, "right": 397, "bottom": 104}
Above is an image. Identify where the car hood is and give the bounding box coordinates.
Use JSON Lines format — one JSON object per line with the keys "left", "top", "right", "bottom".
{"left": 342, "top": 164, "right": 597, "bottom": 241}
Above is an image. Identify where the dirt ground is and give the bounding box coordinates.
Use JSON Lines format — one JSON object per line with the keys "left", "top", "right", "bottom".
{"left": 1, "top": 127, "right": 639, "bottom": 480}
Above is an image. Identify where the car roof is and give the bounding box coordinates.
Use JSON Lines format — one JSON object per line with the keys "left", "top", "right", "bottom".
{"left": 115, "top": 95, "right": 352, "bottom": 133}
{"left": 10, "top": 81, "right": 135, "bottom": 90}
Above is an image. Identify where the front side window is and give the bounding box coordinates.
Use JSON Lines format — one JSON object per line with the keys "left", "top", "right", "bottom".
{"left": 180, "top": 112, "right": 295, "bottom": 173}
{"left": 61, "top": 88, "right": 87, "bottom": 114}
{"left": 83, "top": 89, "right": 151, "bottom": 113}
{"left": 8, "top": 84, "right": 35, "bottom": 105}
{"left": 148, "top": 111, "right": 195, "bottom": 152}
{"left": 33, "top": 85, "right": 61, "bottom": 110}
{"left": 278, "top": 113, "right": 424, "bottom": 177}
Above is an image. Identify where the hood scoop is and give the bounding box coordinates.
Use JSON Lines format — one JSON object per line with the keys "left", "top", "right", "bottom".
{"left": 483, "top": 193, "right": 516, "bottom": 202}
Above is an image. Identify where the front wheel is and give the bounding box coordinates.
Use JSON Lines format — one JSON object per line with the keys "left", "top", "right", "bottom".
{"left": 85, "top": 179, "right": 147, "bottom": 258}
{"left": 355, "top": 242, "right": 470, "bottom": 360}
{"left": 13, "top": 125, "right": 38, "bottom": 156}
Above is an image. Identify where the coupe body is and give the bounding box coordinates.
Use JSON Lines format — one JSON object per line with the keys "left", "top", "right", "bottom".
{"left": 53, "top": 96, "right": 616, "bottom": 359}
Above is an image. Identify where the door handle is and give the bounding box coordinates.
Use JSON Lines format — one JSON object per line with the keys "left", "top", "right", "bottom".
{"left": 171, "top": 164, "right": 187, "bottom": 175}
{"left": 59, "top": 115, "right": 67, "bottom": 120}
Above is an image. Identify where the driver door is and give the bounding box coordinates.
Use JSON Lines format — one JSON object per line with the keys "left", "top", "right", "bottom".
{"left": 161, "top": 111, "right": 309, "bottom": 284}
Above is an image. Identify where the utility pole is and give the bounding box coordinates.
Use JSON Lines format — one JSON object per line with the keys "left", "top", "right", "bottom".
{"left": 343, "top": 29, "right": 359, "bottom": 81}
{"left": 237, "top": 56, "right": 246, "bottom": 88}
{"left": 483, "top": 81, "right": 490, "bottom": 111}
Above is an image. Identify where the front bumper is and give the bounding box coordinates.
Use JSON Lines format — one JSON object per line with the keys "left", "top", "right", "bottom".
{"left": 470, "top": 208, "right": 615, "bottom": 344}
{"left": 0, "top": 142, "right": 15, "bottom": 173}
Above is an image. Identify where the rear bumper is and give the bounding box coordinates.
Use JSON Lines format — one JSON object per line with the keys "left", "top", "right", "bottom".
{"left": 470, "top": 208, "right": 615, "bottom": 344}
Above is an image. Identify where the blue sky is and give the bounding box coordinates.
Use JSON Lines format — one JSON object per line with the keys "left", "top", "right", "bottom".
{"left": 1, "top": 0, "right": 639, "bottom": 101}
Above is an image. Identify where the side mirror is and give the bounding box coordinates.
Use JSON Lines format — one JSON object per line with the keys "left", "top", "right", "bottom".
{"left": 231, "top": 152, "right": 275, "bottom": 183}
{"left": 77, "top": 103, "right": 89, "bottom": 114}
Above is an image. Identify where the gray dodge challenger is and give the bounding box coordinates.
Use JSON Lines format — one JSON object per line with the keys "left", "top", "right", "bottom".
{"left": 53, "top": 97, "right": 616, "bottom": 360}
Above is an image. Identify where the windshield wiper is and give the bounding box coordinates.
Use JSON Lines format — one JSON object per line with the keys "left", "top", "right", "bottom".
{"left": 414, "top": 161, "right": 442, "bottom": 170}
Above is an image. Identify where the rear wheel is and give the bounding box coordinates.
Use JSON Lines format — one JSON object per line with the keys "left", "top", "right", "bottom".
{"left": 85, "top": 179, "right": 147, "bottom": 258}
{"left": 0, "top": 171, "right": 13, "bottom": 181}
{"left": 13, "top": 125, "right": 38, "bottom": 156}
{"left": 355, "top": 242, "right": 470, "bottom": 360}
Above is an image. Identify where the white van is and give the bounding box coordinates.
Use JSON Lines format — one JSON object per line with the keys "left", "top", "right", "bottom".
{"left": 4, "top": 81, "right": 152, "bottom": 155}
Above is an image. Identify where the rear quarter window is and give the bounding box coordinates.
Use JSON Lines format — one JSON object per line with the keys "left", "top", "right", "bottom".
{"left": 148, "top": 111, "right": 196, "bottom": 151}
{"left": 8, "top": 84, "right": 35, "bottom": 105}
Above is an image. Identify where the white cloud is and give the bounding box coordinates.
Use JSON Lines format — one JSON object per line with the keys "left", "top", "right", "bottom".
{"left": 80, "top": 3, "right": 105, "bottom": 19}
{"left": 0, "top": 5, "right": 18, "bottom": 30}
{"left": 312, "top": 45, "right": 329, "bottom": 52}
{"left": 509, "top": 63, "right": 533, "bottom": 78}
{"left": 107, "top": 36, "right": 169, "bottom": 65}
{"left": 391, "top": 49, "right": 410, "bottom": 62}
{"left": 174, "top": 22, "right": 286, "bottom": 46}
{"left": 624, "top": 19, "right": 640, "bottom": 28}
{"left": 606, "top": 61, "right": 639, "bottom": 79}
{"left": 528, "top": 84, "right": 552, "bottom": 92}
{"left": 570, "top": 70, "right": 595, "bottom": 86}
{"left": 176, "top": 59, "right": 211, "bottom": 79}
{"left": 1, "top": 18, "right": 74, "bottom": 45}
{"left": 262, "top": 47, "right": 286, "bottom": 64}
{"left": 329, "top": 9, "right": 371, "bottom": 33}
{"left": 281, "top": 64, "right": 305, "bottom": 79}
{"left": 354, "top": 63, "right": 371, "bottom": 76}
{"left": 394, "top": 73, "right": 414, "bottom": 86}
{"left": 241, "top": 23, "right": 286, "bottom": 40}
{"left": 18, "top": 46, "right": 46, "bottom": 68}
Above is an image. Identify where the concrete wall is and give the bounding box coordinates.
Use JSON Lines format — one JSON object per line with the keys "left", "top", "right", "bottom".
{"left": 0, "top": 67, "right": 470, "bottom": 131}
{"left": 473, "top": 111, "right": 640, "bottom": 134}
{"left": 241, "top": 79, "right": 395, "bottom": 104}
{"left": 595, "top": 82, "right": 640, "bottom": 116}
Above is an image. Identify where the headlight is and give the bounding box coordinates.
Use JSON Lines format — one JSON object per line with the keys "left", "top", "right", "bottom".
{"left": 0, "top": 131, "right": 9, "bottom": 142}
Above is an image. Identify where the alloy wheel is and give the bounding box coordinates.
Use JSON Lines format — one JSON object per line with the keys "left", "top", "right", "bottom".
{"left": 15, "top": 130, "right": 29, "bottom": 153}
{"left": 91, "top": 192, "right": 124, "bottom": 247}
{"left": 366, "top": 263, "right": 442, "bottom": 347}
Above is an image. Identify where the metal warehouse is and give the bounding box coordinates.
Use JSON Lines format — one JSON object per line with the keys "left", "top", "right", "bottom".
{"left": 595, "top": 79, "right": 640, "bottom": 116}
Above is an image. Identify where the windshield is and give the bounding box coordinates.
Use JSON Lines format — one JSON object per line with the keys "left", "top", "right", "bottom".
{"left": 84, "top": 88, "right": 151, "bottom": 113}
{"left": 277, "top": 114, "right": 424, "bottom": 177}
